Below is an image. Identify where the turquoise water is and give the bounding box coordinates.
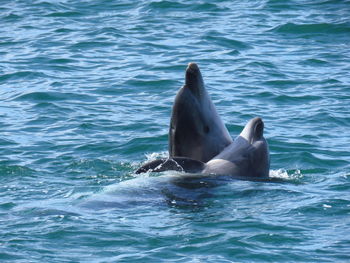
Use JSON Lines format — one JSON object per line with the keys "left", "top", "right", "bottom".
{"left": 1, "top": 0, "right": 350, "bottom": 262}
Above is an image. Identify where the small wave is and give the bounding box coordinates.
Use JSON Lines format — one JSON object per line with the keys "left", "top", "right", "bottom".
{"left": 25, "top": 207, "right": 80, "bottom": 218}
{"left": 14, "top": 91, "right": 96, "bottom": 103}
{"left": 145, "top": 1, "right": 222, "bottom": 12}
{"left": 0, "top": 164, "right": 35, "bottom": 177}
{"left": 31, "top": 102, "right": 74, "bottom": 114}
{"left": 0, "top": 201, "right": 16, "bottom": 210}
{"left": 244, "top": 61, "right": 278, "bottom": 70}
{"left": 253, "top": 91, "right": 321, "bottom": 105}
{"left": 70, "top": 41, "right": 115, "bottom": 50}
{"left": 0, "top": 39, "right": 25, "bottom": 47}
{"left": 0, "top": 71, "right": 46, "bottom": 82}
{"left": 48, "top": 58, "right": 77, "bottom": 64}
{"left": 271, "top": 22, "right": 350, "bottom": 34}
{"left": 13, "top": 91, "right": 67, "bottom": 102}
{"left": 147, "top": 0, "right": 188, "bottom": 10}
{"left": 263, "top": 79, "right": 303, "bottom": 87}
{"left": 0, "top": 138, "right": 18, "bottom": 146}
{"left": 54, "top": 28, "right": 74, "bottom": 33}
{"left": 300, "top": 58, "right": 329, "bottom": 66}
{"left": 124, "top": 78, "right": 177, "bottom": 89}
{"left": 203, "top": 33, "right": 251, "bottom": 50}
{"left": 290, "top": 197, "right": 350, "bottom": 217}
{"left": 275, "top": 94, "right": 321, "bottom": 104}
{"left": 45, "top": 11, "right": 83, "bottom": 17}
{"left": 246, "top": 232, "right": 303, "bottom": 245}
{"left": 192, "top": 2, "right": 226, "bottom": 12}
{"left": 3, "top": 13, "right": 22, "bottom": 21}
{"left": 264, "top": 0, "right": 299, "bottom": 10}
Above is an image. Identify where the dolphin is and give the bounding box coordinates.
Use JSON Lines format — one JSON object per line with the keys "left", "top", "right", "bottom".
{"left": 202, "top": 117, "right": 270, "bottom": 177}
{"left": 136, "top": 117, "right": 270, "bottom": 178}
{"left": 169, "top": 62, "right": 233, "bottom": 163}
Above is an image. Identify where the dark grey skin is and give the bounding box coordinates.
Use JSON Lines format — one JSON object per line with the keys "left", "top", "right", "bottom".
{"left": 202, "top": 117, "right": 270, "bottom": 177}
{"left": 136, "top": 117, "right": 270, "bottom": 178}
{"left": 169, "top": 62, "right": 233, "bottom": 163}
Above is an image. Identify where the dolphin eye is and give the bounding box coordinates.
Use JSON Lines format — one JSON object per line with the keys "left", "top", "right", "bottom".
{"left": 204, "top": 125, "right": 210, "bottom": 134}
{"left": 254, "top": 122, "right": 264, "bottom": 139}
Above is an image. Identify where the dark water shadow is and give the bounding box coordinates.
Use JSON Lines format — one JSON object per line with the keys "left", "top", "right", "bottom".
{"left": 79, "top": 170, "right": 301, "bottom": 212}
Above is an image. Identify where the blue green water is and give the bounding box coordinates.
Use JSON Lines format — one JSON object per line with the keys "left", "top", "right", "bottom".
{"left": 1, "top": 0, "right": 350, "bottom": 262}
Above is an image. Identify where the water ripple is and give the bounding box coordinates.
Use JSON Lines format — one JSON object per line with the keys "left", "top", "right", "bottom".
{"left": 1, "top": 0, "right": 349, "bottom": 262}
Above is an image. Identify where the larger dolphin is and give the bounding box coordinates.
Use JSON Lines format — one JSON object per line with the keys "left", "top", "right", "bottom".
{"left": 169, "top": 63, "right": 233, "bottom": 163}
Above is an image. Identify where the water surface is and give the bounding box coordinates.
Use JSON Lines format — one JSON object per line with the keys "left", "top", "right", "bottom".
{"left": 1, "top": 0, "right": 349, "bottom": 262}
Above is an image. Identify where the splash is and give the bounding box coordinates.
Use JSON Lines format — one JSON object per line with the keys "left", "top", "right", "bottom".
{"left": 144, "top": 151, "right": 169, "bottom": 161}
{"left": 269, "top": 168, "right": 303, "bottom": 181}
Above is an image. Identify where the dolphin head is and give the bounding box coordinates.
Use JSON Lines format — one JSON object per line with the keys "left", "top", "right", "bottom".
{"left": 169, "top": 63, "right": 233, "bottom": 163}
{"left": 240, "top": 117, "right": 264, "bottom": 144}
{"left": 184, "top": 62, "right": 205, "bottom": 98}
{"left": 206, "top": 117, "right": 270, "bottom": 177}
{"left": 239, "top": 117, "right": 270, "bottom": 177}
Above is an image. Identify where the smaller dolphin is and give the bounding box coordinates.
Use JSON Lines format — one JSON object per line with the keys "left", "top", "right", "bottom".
{"left": 136, "top": 117, "right": 270, "bottom": 178}
{"left": 202, "top": 117, "right": 270, "bottom": 177}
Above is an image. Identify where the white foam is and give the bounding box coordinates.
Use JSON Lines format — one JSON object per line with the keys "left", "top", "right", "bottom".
{"left": 144, "top": 151, "right": 168, "bottom": 162}
{"left": 269, "top": 168, "right": 303, "bottom": 180}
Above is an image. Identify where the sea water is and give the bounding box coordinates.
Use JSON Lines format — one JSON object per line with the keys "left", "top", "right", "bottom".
{"left": 0, "top": 0, "right": 349, "bottom": 262}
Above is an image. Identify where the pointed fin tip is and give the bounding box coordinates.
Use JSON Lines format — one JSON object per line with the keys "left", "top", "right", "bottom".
{"left": 239, "top": 117, "right": 264, "bottom": 141}
{"left": 252, "top": 117, "right": 263, "bottom": 125}
{"left": 254, "top": 118, "right": 264, "bottom": 139}
{"left": 251, "top": 117, "right": 264, "bottom": 139}
{"left": 187, "top": 62, "right": 199, "bottom": 71}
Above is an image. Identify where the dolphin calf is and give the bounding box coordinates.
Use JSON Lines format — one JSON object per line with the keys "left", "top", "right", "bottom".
{"left": 202, "top": 117, "right": 270, "bottom": 177}
{"left": 169, "top": 62, "right": 233, "bottom": 163}
{"left": 136, "top": 117, "right": 270, "bottom": 178}
{"left": 137, "top": 63, "right": 270, "bottom": 178}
